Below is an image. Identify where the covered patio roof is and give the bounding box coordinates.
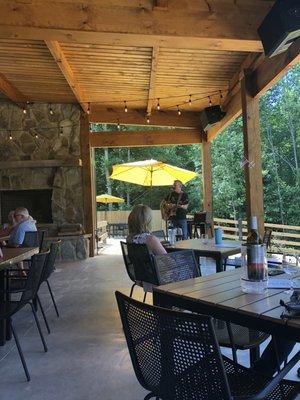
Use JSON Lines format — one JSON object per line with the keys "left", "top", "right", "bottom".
{"left": 0, "top": 0, "right": 298, "bottom": 144}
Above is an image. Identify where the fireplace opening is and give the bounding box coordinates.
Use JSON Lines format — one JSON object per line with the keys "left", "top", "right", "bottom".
{"left": 1, "top": 189, "right": 53, "bottom": 224}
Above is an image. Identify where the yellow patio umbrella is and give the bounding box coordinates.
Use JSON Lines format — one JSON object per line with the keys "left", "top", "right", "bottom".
{"left": 109, "top": 159, "right": 197, "bottom": 187}
{"left": 96, "top": 194, "right": 125, "bottom": 204}
{"left": 96, "top": 194, "right": 124, "bottom": 221}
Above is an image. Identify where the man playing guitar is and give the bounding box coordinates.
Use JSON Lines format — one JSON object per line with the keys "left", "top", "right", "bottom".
{"left": 162, "top": 180, "right": 189, "bottom": 240}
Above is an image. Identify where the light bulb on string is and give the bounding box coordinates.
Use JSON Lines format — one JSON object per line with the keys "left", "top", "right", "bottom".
{"left": 189, "top": 94, "right": 192, "bottom": 106}
{"left": 49, "top": 104, "right": 54, "bottom": 115}
{"left": 117, "top": 120, "right": 120, "bottom": 130}
{"left": 9, "top": 131, "right": 13, "bottom": 140}
{"left": 219, "top": 90, "right": 223, "bottom": 100}
{"left": 86, "top": 103, "right": 90, "bottom": 115}
{"left": 177, "top": 105, "right": 181, "bottom": 116}
{"left": 35, "top": 133, "right": 38, "bottom": 139}
{"left": 124, "top": 101, "right": 128, "bottom": 113}
{"left": 60, "top": 126, "right": 63, "bottom": 136}
{"left": 208, "top": 96, "right": 212, "bottom": 107}
{"left": 146, "top": 114, "right": 150, "bottom": 124}
{"left": 22, "top": 105, "right": 27, "bottom": 114}
{"left": 156, "top": 98, "right": 160, "bottom": 111}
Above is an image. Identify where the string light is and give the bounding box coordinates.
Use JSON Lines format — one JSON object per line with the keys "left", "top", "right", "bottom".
{"left": 117, "top": 120, "right": 120, "bottom": 130}
{"left": 124, "top": 101, "right": 128, "bottom": 113}
{"left": 86, "top": 103, "right": 90, "bottom": 115}
{"left": 219, "top": 90, "right": 223, "bottom": 100}
{"left": 8, "top": 131, "right": 13, "bottom": 140}
{"left": 177, "top": 105, "right": 181, "bottom": 116}
{"left": 146, "top": 114, "right": 150, "bottom": 124}
{"left": 49, "top": 104, "right": 54, "bottom": 115}
{"left": 60, "top": 126, "right": 63, "bottom": 136}
{"left": 22, "top": 105, "right": 27, "bottom": 114}
{"left": 189, "top": 94, "right": 192, "bottom": 106}
{"left": 156, "top": 98, "right": 160, "bottom": 111}
{"left": 208, "top": 96, "right": 212, "bottom": 107}
{"left": 34, "top": 133, "right": 38, "bottom": 139}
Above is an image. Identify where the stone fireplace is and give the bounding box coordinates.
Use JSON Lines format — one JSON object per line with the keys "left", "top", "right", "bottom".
{"left": 0, "top": 102, "right": 91, "bottom": 260}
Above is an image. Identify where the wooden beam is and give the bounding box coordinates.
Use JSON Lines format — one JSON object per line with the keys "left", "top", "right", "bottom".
{"left": 207, "top": 91, "right": 242, "bottom": 142}
{"left": 201, "top": 140, "right": 213, "bottom": 215}
{"left": 45, "top": 40, "right": 88, "bottom": 113}
{"left": 241, "top": 72, "right": 264, "bottom": 237}
{"left": 90, "top": 129, "right": 201, "bottom": 148}
{"left": 80, "top": 113, "right": 95, "bottom": 256}
{"left": 0, "top": 72, "right": 27, "bottom": 104}
{"left": 252, "top": 38, "right": 300, "bottom": 98}
{"left": 90, "top": 106, "right": 201, "bottom": 128}
{"left": 147, "top": 46, "right": 159, "bottom": 115}
{"left": 154, "top": 0, "right": 168, "bottom": 9}
{"left": 0, "top": 1, "right": 274, "bottom": 52}
{"left": 207, "top": 39, "right": 300, "bottom": 141}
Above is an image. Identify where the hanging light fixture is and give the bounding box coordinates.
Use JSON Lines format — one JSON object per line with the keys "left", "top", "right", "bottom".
{"left": 124, "top": 101, "right": 128, "bottom": 113}
{"left": 9, "top": 131, "right": 13, "bottom": 140}
{"left": 208, "top": 96, "right": 212, "bottom": 107}
{"left": 49, "top": 104, "right": 54, "bottom": 115}
{"left": 177, "top": 105, "right": 181, "bottom": 116}
{"left": 86, "top": 102, "right": 90, "bottom": 115}
{"left": 156, "top": 98, "right": 160, "bottom": 111}
{"left": 189, "top": 94, "right": 192, "bottom": 106}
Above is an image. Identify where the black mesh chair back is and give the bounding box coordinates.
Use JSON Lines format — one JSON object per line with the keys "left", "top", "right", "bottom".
{"left": 8, "top": 252, "right": 48, "bottom": 317}
{"left": 151, "top": 230, "right": 166, "bottom": 240}
{"left": 193, "top": 212, "right": 213, "bottom": 237}
{"left": 120, "top": 241, "right": 136, "bottom": 283}
{"left": 38, "top": 230, "right": 46, "bottom": 252}
{"left": 22, "top": 231, "right": 39, "bottom": 247}
{"left": 115, "top": 291, "right": 231, "bottom": 400}
{"left": 41, "top": 240, "right": 61, "bottom": 282}
{"left": 153, "top": 250, "right": 200, "bottom": 285}
{"left": 127, "top": 243, "right": 159, "bottom": 286}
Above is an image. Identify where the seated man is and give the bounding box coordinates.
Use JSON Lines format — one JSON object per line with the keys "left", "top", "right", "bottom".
{"left": 8, "top": 207, "right": 37, "bottom": 247}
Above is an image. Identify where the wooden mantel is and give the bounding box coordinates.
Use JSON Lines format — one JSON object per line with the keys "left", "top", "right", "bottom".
{"left": 0, "top": 159, "right": 82, "bottom": 169}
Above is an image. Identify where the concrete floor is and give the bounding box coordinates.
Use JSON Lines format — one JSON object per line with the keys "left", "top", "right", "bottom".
{"left": 0, "top": 239, "right": 299, "bottom": 400}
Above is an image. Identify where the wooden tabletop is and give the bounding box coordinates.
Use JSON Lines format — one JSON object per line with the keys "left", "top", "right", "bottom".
{"left": 0, "top": 247, "right": 39, "bottom": 270}
{"left": 172, "top": 239, "right": 241, "bottom": 255}
{"left": 153, "top": 268, "right": 300, "bottom": 342}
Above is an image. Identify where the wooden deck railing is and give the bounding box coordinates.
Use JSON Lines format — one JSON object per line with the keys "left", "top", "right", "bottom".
{"left": 214, "top": 218, "right": 300, "bottom": 253}
{"left": 97, "top": 211, "right": 300, "bottom": 252}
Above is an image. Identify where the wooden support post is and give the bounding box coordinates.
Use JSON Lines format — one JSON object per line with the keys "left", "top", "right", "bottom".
{"left": 80, "top": 113, "right": 96, "bottom": 257}
{"left": 241, "top": 72, "right": 264, "bottom": 236}
{"left": 201, "top": 139, "right": 213, "bottom": 214}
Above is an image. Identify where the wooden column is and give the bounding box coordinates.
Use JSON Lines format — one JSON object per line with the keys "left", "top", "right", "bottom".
{"left": 201, "top": 139, "right": 213, "bottom": 213}
{"left": 241, "top": 72, "right": 264, "bottom": 236}
{"left": 80, "top": 113, "right": 96, "bottom": 257}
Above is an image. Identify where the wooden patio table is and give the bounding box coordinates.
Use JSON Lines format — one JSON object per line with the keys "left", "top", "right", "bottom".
{"left": 169, "top": 239, "right": 241, "bottom": 273}
{"left": 153, "top": 268, "right": 300, "bottom": 343}
{"left": 0, "top": 247, "right": 39, "bottom": 345}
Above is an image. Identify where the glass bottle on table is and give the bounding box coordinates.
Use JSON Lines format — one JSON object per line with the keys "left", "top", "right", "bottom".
{"left": 246, "top": 216, "right": 266, "bottom": 281}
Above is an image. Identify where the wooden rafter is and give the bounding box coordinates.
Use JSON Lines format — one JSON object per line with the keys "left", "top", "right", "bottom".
{"left": 154, "top": 0, "right": 168, "bottom": 9}
{"left": 0, "top": 72, "right": 27, "bottom": 105}
{"left": 45, "top": 40, "right": 88, "bottom": 113}
{"left": 0, "top": 1, "right": 274, "bottom": 52}
{"left": 90, "top": 106, "right": 201, "bottom": 128}
{"left": 90, "top": 129, "right": 201, "bottom": 148}
{"left": 147, "top": 46, "right": 159, "bottom": 115}
{"left": 207, "top": 39, "right": 300, "bottom": 141}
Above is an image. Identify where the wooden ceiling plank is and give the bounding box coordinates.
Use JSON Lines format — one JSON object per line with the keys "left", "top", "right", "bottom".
{"left": 147, "top": 46, "right": 159, "bottom": 115}
{"left": 45, "top": 40, "right": 88, "bottom": 112}
{"left": 0, "top": 72, "right": 27, "bottom": 104}
{"left": 90, "top": 129, "right": 201, "bottom": 148}
{"left": 0, "top": 0, "right": 274, "bottom": 52}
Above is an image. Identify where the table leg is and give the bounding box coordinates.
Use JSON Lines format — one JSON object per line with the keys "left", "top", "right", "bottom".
{"left": 215, "top": 255, "right": 224, "bottom": 273}
{"left": 0, "top": 270, "right": 6, "bottom": 346}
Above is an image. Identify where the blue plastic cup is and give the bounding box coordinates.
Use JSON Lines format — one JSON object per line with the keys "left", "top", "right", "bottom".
{"left": 214, "top": 228, "right": 222, "bottom": 245}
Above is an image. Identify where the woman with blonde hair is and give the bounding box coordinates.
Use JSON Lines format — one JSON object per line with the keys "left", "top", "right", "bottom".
{"left": 127, "top": 204, "right": 166, "bottom": 255}
{"left": 8, "top": 207, "right": 37, "bottom": 247}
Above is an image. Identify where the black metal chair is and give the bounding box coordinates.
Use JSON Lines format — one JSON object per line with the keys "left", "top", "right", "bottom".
{"left": 116, "top": 291, "right": 300, "bottom": 400}
{"left": 22, "top": 231, "right": 39, "bottom": 248}
{"left": 193, "top": 211, "right": 213, "bottom": 238}
{"left": 153, "top": 250, "right": 200, "bottom": 285}
{"left": 120, "top": 241, "right": 143, "bottom": 298}
{"left": 127, "top": 243, "right": 158, "bottom": 302}
{"left": 0, "top": 252, "right": 49, "bottom": 381}
{"left": 154, "top": 249, "right": 268, "bottom": 365}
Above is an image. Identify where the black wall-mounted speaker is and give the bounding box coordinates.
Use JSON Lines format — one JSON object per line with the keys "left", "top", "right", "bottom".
{"left": 258, "top": 0, "right": 300, "bottom": 58}
{"left": 199, "top": 106, "right": 226, "bottom": 132}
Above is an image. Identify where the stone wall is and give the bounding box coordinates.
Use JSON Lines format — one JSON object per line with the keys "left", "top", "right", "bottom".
{"left": 0, "top": 101, "right": 85, "bottom": 235}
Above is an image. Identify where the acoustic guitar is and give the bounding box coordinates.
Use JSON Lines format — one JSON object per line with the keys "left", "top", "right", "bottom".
{"left": 160, "top": 192, "right": 183, "bottom": 221}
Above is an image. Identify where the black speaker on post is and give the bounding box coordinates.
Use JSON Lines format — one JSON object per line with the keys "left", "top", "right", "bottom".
{"left": 258, "top": 0, "right": 300, "bottom": 58}
{"left": 199, "top": 106, "right": 226, "bottom": 132}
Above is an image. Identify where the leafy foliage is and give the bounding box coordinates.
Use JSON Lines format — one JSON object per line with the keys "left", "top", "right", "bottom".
{"left": 94, "top": 64, "right": 300, "bottom": 224}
